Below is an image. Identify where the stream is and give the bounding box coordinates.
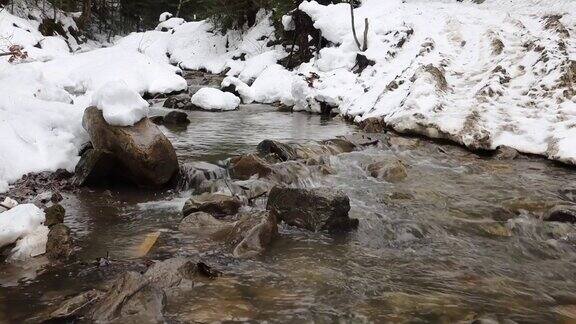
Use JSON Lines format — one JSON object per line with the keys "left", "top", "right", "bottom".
{"left": 2, "top": 102, "right": 576, "bottom": 323}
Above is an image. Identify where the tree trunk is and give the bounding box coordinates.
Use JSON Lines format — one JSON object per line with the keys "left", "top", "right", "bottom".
{"left": 80, "top": 0, "right": 92, "bottom": 28}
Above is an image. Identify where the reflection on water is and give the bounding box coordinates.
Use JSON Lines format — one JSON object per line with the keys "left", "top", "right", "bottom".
{"left": 2, "top": 104, "right": 576, "bottom": 323}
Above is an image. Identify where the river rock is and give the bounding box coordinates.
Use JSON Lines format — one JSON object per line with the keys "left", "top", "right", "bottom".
{"left": 44, "top": 204, "right": 65, "bottom": 227}
{"left": 266, "top": 187, "right": 358, "bottom": 232}
{"left": 494, "top": 145, "right": 519, "bottom": 160}
{"left": 182, "top": 193, "right": 242, "bottom": 217}
{"left": 359, "top": 117, "right": 385, "bottom": 133}
{"left": 367, "top": 159, "right": 408, "bottom": 183}
{"left": 89, "top": 258, "right": 198, "bottom": 323}
{"left": 73, "top": 149, "right": 117, "bottom": 186}
{"left": 257, "top": 139, "right": 357, "bottom": 162}
{"left": 82, "top": 107, "right": 178, "bottom": 187}
{"left": 163, "top": 93, "right": 195, "bottom": 110}
{"left": 212, "top": 211, "right": 278, "bottom": 258}
{"left": 229, "top": 154, "right": 272, "bottom": 180}
{"left": 179, "top": 211, "right": 230, "bottom": 233}
{"left": 543, "top": 205, "right": 576, "bottom": 223}
{"left": 46, "top": 224, "right": 73, "bottom": 260}
{"left": 163, "top": 111, "right": 190, "bottom": 125}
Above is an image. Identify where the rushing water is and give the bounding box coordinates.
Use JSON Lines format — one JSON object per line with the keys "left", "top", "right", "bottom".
{"left": 2, "top": 103, "right": 576, "bottom": 323}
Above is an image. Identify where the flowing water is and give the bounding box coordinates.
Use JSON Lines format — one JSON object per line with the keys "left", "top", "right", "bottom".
{"left": 2, "top": 104, "right": 576, "bottom": 323}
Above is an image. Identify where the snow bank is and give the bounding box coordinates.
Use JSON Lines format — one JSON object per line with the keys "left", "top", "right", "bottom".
{"left": 191, "top": 88, "right": 241, "bottom": 111}
{"left": 0, "top": 204, "right": 48, "bottom": 261}
{"left": 91, "top": 81, "right": 150, "bottom": 126}
{"left": 156, "top": 17, "right": 185, "bottom": 31}
{"left": 0, "top": 9, "right": 187, "bottom": 191}
{"left": 291, "top": 0, "right": 576, "bottom": 163}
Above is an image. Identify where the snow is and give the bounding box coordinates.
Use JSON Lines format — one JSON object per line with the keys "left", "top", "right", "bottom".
{"left": 290, "top": 0, "right": 576, "bottom": 163}
{"left": 156, "top": 17, "right": 185, "bottom": 31}
{"left": 0, "top": 204, "right": 48, "bottom": 261}
{"left": 1, "top": 0, "right": 576, "bottom": 193}
{"left": 191, "top": 88, "right": 241, "bottom": 111}
{"left": 159, "top": 12, "right": 173, "bottom": 22}
{"left": 91, "top": 81, "right": 150, "bottom": 126}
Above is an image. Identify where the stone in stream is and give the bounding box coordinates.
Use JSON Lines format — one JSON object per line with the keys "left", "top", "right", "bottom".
{"left": 229, "top": 154, "right": 272, "bottom": 180}
{"left": 44, "top": 204, "right": 65, "bottom": 227}
{"left": 73, "top": 149, "right": 118, "bottom": 186}
{"left": 163, "top": 93, "right": 196, "bottom": 110}
{"left": 82, "top": 107, "right": 179, "bottom": 188}
{"left": 212, "top": 211, "right": 278, "bottom": 258}
{"left": 182, "top": 193, "right": 242, "bottom": 218}
{"left": 163, "top": 111, "right": 190, "bottom": 125}
{"left": 85, "top": 258, "right": 198, "bottom": 323}
{"left": 256, "top": 138, "right": 358, "bottom": 162}
{"left": 46, "top": 224, "right": 73, "bottom": 260}
{"left": 366, "top": 159, "right": 408, "bottom": 183}
{"left": 359, "top": 117, "right": 385, "bottom": 133}
{"left": 494, "top": 145, "right": 519, "bottom": 160}
{"left": 543, "top": 205, "right": 576, "bottom": 224}
{"left": 179, "top": 211, "right": 230, "bottom": 233}
{"left": 266, "top": 186, "right": 358, "bottom": 232}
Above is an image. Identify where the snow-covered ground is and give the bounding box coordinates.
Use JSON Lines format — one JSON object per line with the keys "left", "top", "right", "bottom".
{"left": 0, "top": 0, "right": 575, "bottom": 192}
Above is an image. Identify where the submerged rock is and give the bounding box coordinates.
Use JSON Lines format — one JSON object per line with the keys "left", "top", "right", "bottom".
{"left": 213, "top": 211, "right": 278, "bottom": 258}
{"left": 182, "top": 193, "right": 242, "bottom": 218}
{"left": 44, "top": 204, "right": 65, "bottom": 227}
{"left": 179, "top": 211, "right": 230, "bottom": 233}
{"left": 229, "top": 154, "right": 272, "bottom": 180}
{"left": 87, "top": 258, "right": 198, "bottom": 323}
{"left": 266, "top": 187, "right": 358, "bottom": 232}
{"left": 82, "top": 107, "right": 179, "bottom": 187}
{"left": 543, "top": 206, "right": 576, "bottom": 223}
{"left": 367, "top": 159, "right": 408, "bottom": 183}
{"left": 46, "top": 224, "right": 73, "bottom": 260}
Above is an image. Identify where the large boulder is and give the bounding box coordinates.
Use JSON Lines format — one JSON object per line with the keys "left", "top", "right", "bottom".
{"left": 266, "top": 187, "right": 358, "bottom": 232}
{"left": 82, "top": 107, "right": 178, "bottom": 187}
{"left": 182, "top": 193, "right": 242, "bottom": 218}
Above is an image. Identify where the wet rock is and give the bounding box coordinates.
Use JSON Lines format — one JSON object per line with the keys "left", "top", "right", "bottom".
{"left": 543, "top": 206, "right": 576, "bottom": 223}
{"left": 73, "top": 149, "right": 118, "bottom": 186}
{"left": 387, "top": 135, "right": 420, "bottom": 149}
{"left": 163, "top": 93, "right": 196, "bottom": 110}
{"left": 367, "top": 159, "right": 408, "bottom": 183}
{"left": 229, "top": 154, "right": 272, "bottom": 180}
{"left": 82, "top": 107, "right": 179, "bottom": 187}
{"left": 359, "top": 117, "right": 385, "bottom": 133}
{"left": 257, "top": 140, "right": 298, "bottom": 161}
{"left": 149, "top": 115, "right": 164, "bottom": 125}
{"left": 257, "top": 139, "right": 357, "bottom": 162}
{"left": 182, "top": 193, "right": 242, "bottom": 218}
{"left": 213, "top": 211, "right": 278, "bottom": 258}
{"left": 163, "top": 111, "right": 190, "bottom": 125}
{"left": 44, "top": 204, "right": 65, "bottom": 227}
{"left": 494, "top": 145, "right": 519, "bottom": 160}
{"left": 179, "top": 212, "right": 230, "bottom": 233}
{"left": 46, "top": 290, "right": 104, "bottom": 322}
{"left": 177, "top": 162, "right": 226, "bottom": 192}
{"left": 50, "top": 192, "right": 63, "bottom": 204}
{"left": 266, "top": 187, "right": 358, "bottom": 232}
{"left": 46, "top": 224, "right": 73, "bottom": 260}
{"left": 89, "top": 258, "right": 198, "bottom": 323}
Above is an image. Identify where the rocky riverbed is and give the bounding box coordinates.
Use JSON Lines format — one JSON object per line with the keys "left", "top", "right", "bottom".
{"left": 2, "top": 75, "right": 576, "bottom": 322}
